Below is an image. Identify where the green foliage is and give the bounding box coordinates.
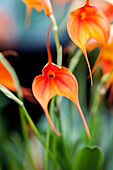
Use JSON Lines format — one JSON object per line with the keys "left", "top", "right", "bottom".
{"left": 73, "top": 146, "right": 103, "bottom": 170}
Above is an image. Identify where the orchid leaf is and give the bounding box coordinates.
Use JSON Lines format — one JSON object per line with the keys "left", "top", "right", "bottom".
{"left": 73, "top": 146, "right": 103, "bottom": 170}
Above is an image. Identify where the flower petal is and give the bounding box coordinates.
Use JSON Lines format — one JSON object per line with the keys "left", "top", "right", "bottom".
{"left": 32, "top": 63, "right": 91, "bottom": 138}
{"left": 67, "top": 2, "right": 110, "bottom": 85}
{"left": 32, "top": 70, "right": 61, "bottom": 136}
{"left": 22, "top": 0, "right": 53, "bottom": 25}
{"left": 0, "top": 61, "right": 16, "bottom": 91}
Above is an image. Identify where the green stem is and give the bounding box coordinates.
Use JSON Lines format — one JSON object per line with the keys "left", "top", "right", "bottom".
{"left": 0, "top": 53, "right": 35, "bottom": 168}
{"left": 20, "top": 104, "right": 62, "bottom": 169}
{"left": 49, "top": 14, "right": 62, "bottom": 66}
{"left": 52, "top": 114, "right": 57, "bottom": 170}
{"left": 20, "top": 112, "right": 35, "bottom": 169}
{"left": 0, "top": 53, "right": 22, "bottom": 99}
{"left": 0, "top": 161, "right": 1, "bottom": 170}
{"left": 45, "top": 98, "right": 54, "bottom": 170}
{"left": 0, "top": 84, "right": 62, "bottom": 169}
{"left": 68, "top": 49, "right": 83, "bottom": 72}
{"left": 0, "top": 53, "right": 62, "bottom": 169}
{"left": 20, "top": 105, "right": 46, "bottom": 147}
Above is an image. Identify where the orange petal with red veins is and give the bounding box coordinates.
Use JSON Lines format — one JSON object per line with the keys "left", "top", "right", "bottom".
{"left": 67, "top": 2, "right": 110, "bottom": 85}
{"left": 32, "top": 62, "right": 91, "bottom": 138}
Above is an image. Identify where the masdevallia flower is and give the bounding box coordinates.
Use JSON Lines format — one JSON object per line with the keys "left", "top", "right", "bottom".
{"left": 32, "top": 25, "right": 91, "bottom": 138}
{"left": 67, "top": 0, "right": 110, "bottom": 85}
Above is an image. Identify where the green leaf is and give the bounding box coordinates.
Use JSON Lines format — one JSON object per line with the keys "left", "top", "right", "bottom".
{"left": 73, "top": 146, "right": 103, "bottom": 170}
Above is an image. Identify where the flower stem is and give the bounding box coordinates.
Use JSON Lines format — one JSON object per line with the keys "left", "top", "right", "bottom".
{"left": 20, "top": 104, "right": 62, "bottom": 169}
{"left": 0, "top": 84, "right": 62, "bottom": 169}
{"left": 45, "top": 97, "right": 54, "bottom": 170}
{"left": 51, "top": 114, "right": 57, "bottom": 170}
{"left": 0, "top": 53, "right": 22, "bottom": 99}
{"left": 20, "top": 112, "right": 35, "bottom": 169}
{"left": 49, "top": 14, "right": 62, "bottom": 66}
{"left": 0, "top": 53, "right": 35, "bottom": 168}
{"left": 0, "top": 53, "right": 62, "bottom": 169}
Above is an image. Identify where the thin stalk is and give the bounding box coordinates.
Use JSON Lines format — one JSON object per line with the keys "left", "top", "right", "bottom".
{"left": 0, "top": 53, "right": 22, "bottom": 99}
{"left": 45, "top": 98, "right": 54, "bottom": 170}
{"left": 51, "top": 114, "right": 57, "bottom": 170}
{"left": 0, "top": 161, "right": 1, "bottom": 170}
{"left": 0, "top": 84, "right": 62, "bottom": 169}
{"left": 0, "top": 53, "right": 35, "bottom": 168}
{"left": 49, "top": 14, "right": 62, "bottom": 66}
{"left": 20, "top": 113, "right": 35, "bottom": 169}
{"left": 20, "top": 105, "right": 62, "bottom": 170}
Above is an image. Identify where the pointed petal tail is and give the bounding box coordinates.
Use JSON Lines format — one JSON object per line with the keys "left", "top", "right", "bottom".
{"left": 25, "top": 5, "right": 32, "bottom": 28}
{"left": 76, "top": 102, "right": 91, "bottom": 139}
{"left": 91, "top": 44, "right": 107, "bottom": 74}
{"left": 44, "top": 108, "right": 62, "bottom": 136}
{"left": 84, "top": 51, "right": 93, "bottom": 86}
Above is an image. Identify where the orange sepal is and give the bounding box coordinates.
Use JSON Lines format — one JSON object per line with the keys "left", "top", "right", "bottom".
{"left": 32, "top": 62, "right": 91, "bottom": 138}
{"left": 103, "top": 1, "right": 113, "bottom": 22}
{"left": 67, "top": 0, "right": 110, "bottom": 85}
{"left": 0, "top": 61, "right": 16, "bottom": 91}
{"left": 22, "top": 0, "right": 53, "bottom": 26}
{"left": 0, "top": 60, "right": 36, "bottom": 104}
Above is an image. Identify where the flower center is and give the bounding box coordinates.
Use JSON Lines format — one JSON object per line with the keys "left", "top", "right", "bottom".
{"left": 47, "top": 70, "right": 55, "bottom": 79}
{"left": 80, "top": 11, "right": 87, "bottom": 20}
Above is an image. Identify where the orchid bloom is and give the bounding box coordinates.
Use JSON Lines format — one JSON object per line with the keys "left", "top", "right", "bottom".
{"left": 100, "top": 24, "right": 113, "bottom": 90}
{"left": 91, "top": 0, "right": 113, "bottom": 22}
{"left": 87, "top": 24, "right": 113, "bottom": 103}
{"left": 103, "top": 0, "right": 113, "bottom": 22}
{"left": 32, "top": 25, "right": 91, "bottom": 138}
{"left": 22, "top": 0, "right": 53, "bottom": 26}
{"left": 67, "top": 0, "right": 110, "bottom": 85}
{"left": 100, "top": 23, "right": 113, "bottom": 104}
{"left": 0, "top": 59, "right": 16, "bottom": 92}
{"left": 0, "top": 52, "right": 36, "bottom": 103}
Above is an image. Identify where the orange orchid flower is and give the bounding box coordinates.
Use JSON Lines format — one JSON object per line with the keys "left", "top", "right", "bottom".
{"left": 100, "top": 24, "right": 113, "bottom": 90}
{"left": 103, "top": 0, "right": 113, "bottom": 22}
{"left": 22, "top": 0, "right": 53, "bottom": 26}
{"left": 67, "top": 0, "right": 110, "bottom": 85}
{"left": 101, "top": 58, "right": 113, "bottom": 104}
{"left": 0, "top": 52, "right": 36, "bottom": 104}
{"left": 91, "top": 0, "right": 113, "bottom": 22}
{"left": 32, "top": 25, "right": 91, "bottom": 138}
{"left": 88, "top": 24, "right": 113, "bottom": 104}
{"left": 0, "top": 60, "right": 16, "bottom": 92}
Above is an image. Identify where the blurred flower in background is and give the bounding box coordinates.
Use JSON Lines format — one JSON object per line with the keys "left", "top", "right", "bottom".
{"left": 0, "top": 9, "right": 18, "bottom": 49}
